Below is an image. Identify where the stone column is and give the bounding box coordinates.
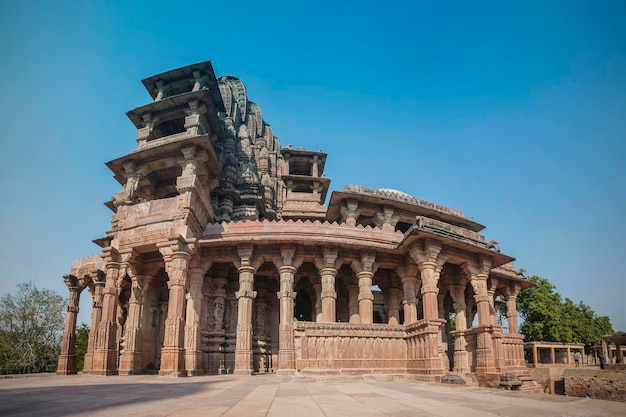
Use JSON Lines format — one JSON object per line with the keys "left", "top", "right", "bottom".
{"left": 396, "top": 263, "right": 419, "bottom": 324}
{"left": 504, "top": 285, "right": 521, "bottom": 334}
{"left": 347, "top": 282, "right": 360, "bottom": 323}
{"left": 185, "top": 263, "right": 209, "bottom": 376}
{"left": 352, "top": 252, "right": 377, "bottom": 324}
{"left": 410, "top": 241, "right": 447, "bottom": 321}
{"left": 254, "top": 285, "right": 269, "bottom": 372}
{"left": 313, "top": 282, "right": 323, "bottom": 322}
{"left": 464, "top": 256, "right": 496, "bottom": 374}
{"left": 273, "top": 246, "right": 302, "bottom": 374}
{"left": 384, "top": 287, "right": 401, "bottom": 325}
{"left": 57, "top": 275, "right": 82, "bottom": 375}
{"left": 314, "top": 247, "right": 341, "bottom": 323}
{"left": 449, "top": 283, "right": 469, "bottom": 373}
{"left": 234, "top": 265, "right": 256, "bottom": 375}
{"left": 92, "top": 255, "right": 121, "bottom": 375}
{"left": 233, "top": 245, "right": 260, "bottom": 375}
{"left": 487, "top": 278, "right": 499, "bottom": 326}
{"left": 208, "top": 271, "right": 227, "bottom": 374}
{"left": 119, "top": 274, "right": 150, "bottom": 375}
{"left": 82, "top": 271, "right": 105, "bottom": 374}
{"left": 159, "top": 250, "right": 191, "bottom": 376}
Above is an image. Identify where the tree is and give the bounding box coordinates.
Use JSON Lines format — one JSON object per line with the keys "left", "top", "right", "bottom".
{"left": 75, "top": 323, "right": 90, "bottom": 371}
{"left": 0, "top": 282, "right": 65, "bottom": 374}
{"left": 517, "top": 275, "right": 614, "bottom": 353}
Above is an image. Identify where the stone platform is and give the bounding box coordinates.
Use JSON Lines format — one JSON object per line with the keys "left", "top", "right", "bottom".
{"left": 1, "top": 374, "right": 625, "bottom": 416}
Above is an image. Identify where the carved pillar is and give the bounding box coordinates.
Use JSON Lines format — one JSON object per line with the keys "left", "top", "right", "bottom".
{"left": 119, "top": 274, "right": 150, "bottom": 375}
{"left": 82, "top": 271, "right": 105, "bottom": 374}
{"left": 352, "top": 252, "right": 377, "bottom": 324}
{"left": 234, "top": 265, "right": 256, "bottom": 375}
{"left": 314, "top": 247, "right": 340, "bottom": 323}
{"left": 208, "top": 269, "right": 227, "bottom": 374}
{"left": 504, "top": 285, "right": 521, "bottom": 334}
{"left": 449, "top": 283, "right": 469, "bottom": 373}
{"left": 233, "top": 245, "right": 260, "bottom": 375}
{"left": 159, "top": 248, "right": 191, "bottom": 377}
{"left": 384, "top": 287, "right": 401, "bottom": 325}
{"left": 57, "top": 275, "right": 82, "bottom": 375}
{"left": 273, "top": 246, "right": 302, "bottom": 374}
{"left": 396, "top": 263, "right": 419, "bottom": 324}
{"left": 92, "top": 255, "right": 121, "bottom": 375}
{"left": 347, "top": 282, "right": 360, "bottom": 323}
{"left": 185, "top": 263, "right": 210, "bottom": 376}
{"left": 313, "top": 282, "right": 322, "bottom": 322}
{"left": 464, "top": 257, "right": 496, "bottom": 374}
{"left": 254, "top": 284, "right": 269, "bottom": 372}
{"left": 487, "top": 277, "right": 499, "bottom": 326}
{"left": 410, "top": 240, "right": 447, "bottom": 321}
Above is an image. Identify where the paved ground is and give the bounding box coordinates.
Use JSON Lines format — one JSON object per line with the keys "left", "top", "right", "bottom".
{"left": 0, "top": 374, "right": 624, "bottom": 417}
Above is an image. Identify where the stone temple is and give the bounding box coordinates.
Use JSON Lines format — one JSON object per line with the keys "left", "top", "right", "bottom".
{"left": 57, "top": 61, "right": 538, "bottom": 390}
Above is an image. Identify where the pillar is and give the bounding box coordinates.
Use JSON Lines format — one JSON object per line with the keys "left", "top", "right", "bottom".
{"left": 384, "top": 287, "right": 401, "bottom": 325}
{"left": 347, "top": 283, "right": 360, "bottom": 323}
{"left": 119, "top": 275, "right": 149, "bottom": 375}
{"left": 208, "top": 270, "right": 227, "bottom": 374}
{"left": 351, "top": 252, "right": 377, "bottom": 324}
{"left": 82, "top": 271, "right": 105, "bottom": 374}
{"left": 185, "top": 265, "right": 207, "bottom": 376}
{"left": 449, "top": 284, "right": 469, "bottom": 373}
{"left": 275, "top": 265, "right": 296, "bottom": 373}
{"left": 271, "top": 246, "right": 302, "bottom": 374}
{"left": 465, "top": 256, "right": 496, "bottom": 374}
{"left": 396, "top": 263, "right": 419, "bottom": 324}
{"left": 234, "top": 265, "right": 256, "bottom": 375}
{"left": 313, "top": 282, "right": 322, "bottom": 322}
{"left": 159, "top": 251, "right": 191, "bottom": 376}
{"left": 410, "top": 241, "right": 447, "bottom": 321}
{"left": 92, "top": 257, "right": 121, "bottom": 375}
{"left": 505, "top": 293, "right": 519, "bottom": 334}
{"left": 314, "top": 247, "right": 340, "bottom": 323}
{"left": 57, "top": 275, "right": 82, "bottom": 375}
{"left": 254, "top": 285, "right": 269, "bottom": 372}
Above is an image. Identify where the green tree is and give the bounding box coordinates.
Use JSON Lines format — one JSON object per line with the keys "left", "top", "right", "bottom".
{"left": 75, "top": 323, "right": 90, "bottom": 371}
{"left": 517, "top": 275, "right": 613, "bottom": 353}
{"left": 0, "top": 282, "right": 65, "bottom": 374}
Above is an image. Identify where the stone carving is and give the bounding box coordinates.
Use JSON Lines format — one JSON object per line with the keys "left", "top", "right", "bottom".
{"left": 487, "top": 240, "right": 501, "bottom": 252}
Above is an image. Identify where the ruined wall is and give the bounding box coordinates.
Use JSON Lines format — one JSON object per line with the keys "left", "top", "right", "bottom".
{"left": 564, "top": 369, "right": 626, "bottom": 402}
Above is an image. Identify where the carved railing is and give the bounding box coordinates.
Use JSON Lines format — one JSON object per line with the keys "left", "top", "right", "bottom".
{"left": 416, "top": 216, "right": 487, "bottom": 247}
{"left": 293, "top": 322, "right": 407, "bottom": 372}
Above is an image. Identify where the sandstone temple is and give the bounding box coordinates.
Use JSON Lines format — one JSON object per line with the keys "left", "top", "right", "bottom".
{"left": 57, "top": 61, "right": 537, "bottom": 390}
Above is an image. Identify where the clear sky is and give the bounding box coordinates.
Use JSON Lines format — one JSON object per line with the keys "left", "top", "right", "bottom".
{"left": 1, "top": 1, "right": 624, "bottom": 332}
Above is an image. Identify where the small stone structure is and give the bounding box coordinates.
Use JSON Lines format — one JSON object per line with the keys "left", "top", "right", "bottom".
{"left": 56, "top": 61, "right": 539, "bottom": 391}
{"left": 524, "top": 342, "right": 586, "bottom": 367}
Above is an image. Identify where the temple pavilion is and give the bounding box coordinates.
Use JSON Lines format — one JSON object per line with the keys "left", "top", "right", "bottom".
{"left": 57, "top": 61, "right": 538, "bottom": 390}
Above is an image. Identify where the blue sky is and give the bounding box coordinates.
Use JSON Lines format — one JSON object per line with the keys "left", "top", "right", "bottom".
{"left": 1, "top": 1, "right": 624, "bottom": 331}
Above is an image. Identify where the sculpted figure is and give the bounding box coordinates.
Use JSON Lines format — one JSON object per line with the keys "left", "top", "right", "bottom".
{"left": 487, "top": 240, "right": 501, "bottom": 253}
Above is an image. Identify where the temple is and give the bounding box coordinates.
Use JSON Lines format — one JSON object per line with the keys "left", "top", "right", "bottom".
{"left": 57, "top": 61, "right": 538, "bottom": 390}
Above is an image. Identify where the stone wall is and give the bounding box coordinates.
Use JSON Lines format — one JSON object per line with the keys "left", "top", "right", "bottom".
{"left": 564, "top": 369, "right": 626, "bottom": 402}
